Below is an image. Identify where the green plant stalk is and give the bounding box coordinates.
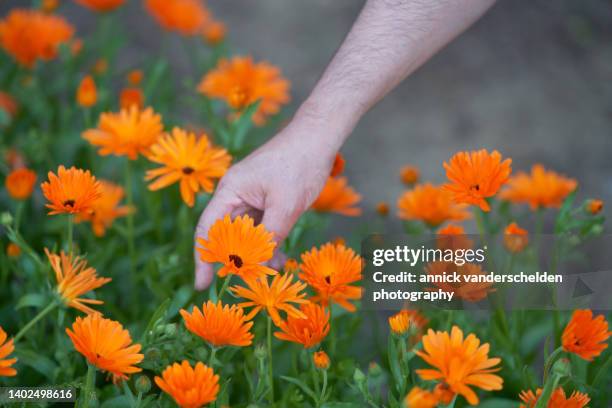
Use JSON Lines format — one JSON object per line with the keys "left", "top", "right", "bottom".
{"left": 125, "top": 160, "right": 136, "bottom": 274}
{"left": 81, "top": 363, "right": 96, "bottom": 408}
{"left": 218, "top": 274, "right": 233, "bottom": 300}
{"left": 267, "top": 316, "right": 275, "bottom": 403}
{"left": 542, "top": 346, "right": 564, "bottom": 383}
{"left": 13, "top": 201, "right": 24, "bottom": 230}
{"left": 534, "top": 372, "right": 562, "bottom": 408}
{"left": 209, "top": 346, "right": 217, "bottom": 368}
{"left": 14, "top": 300, "right": 58, "bottom": 342}
{"left": 320, "top": 370, "right": 328, "bottom": 405}
{"left": 67, "top": 214, "right": 74, "bottom": 254}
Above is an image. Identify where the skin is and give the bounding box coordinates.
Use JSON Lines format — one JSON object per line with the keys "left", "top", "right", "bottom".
{"left": 194, "top": 0, "right": 496, "bottom": 289}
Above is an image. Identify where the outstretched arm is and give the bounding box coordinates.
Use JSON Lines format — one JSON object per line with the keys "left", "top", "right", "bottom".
{"left": 194, "top": 0, "right": 496, "bottom": 289}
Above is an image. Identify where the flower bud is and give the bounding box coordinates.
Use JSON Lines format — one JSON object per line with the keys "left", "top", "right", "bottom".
{"left": 144, "top": 347, "right": 161, "bottom": 362}
{"left": 254, "top": 343, "right": 267, "bottom": 360}
{"left": 552, "top": 358, "right": 571, "bottom": 378}
{"left": 0, "top": 212, "right": 13, "bottom": 226}
{"left": 135, "top": 375, "right": 151, "bottom": 393}
{"left": 368, "top": 362, "right": 382, "bottom": 377}
{"left": 313, "top": 350, "right": 330, "bottom": 370}
{"left": 353, "top": 368, "right": 366, "bottom": 384}
{"left": 164, "top": 323, "right": 177, "bottom": 337}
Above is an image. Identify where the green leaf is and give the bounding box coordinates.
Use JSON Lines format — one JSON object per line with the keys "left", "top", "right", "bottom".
{"left": 15, "top": 349, "right": 58, "bottom": 380}
{"left": 387, "top": 335, "right": 405, "bottom": 395}
{"left": 15, "top": 293, "right": 48, "bottom": 310}
{"left": 230, "top": 100, "right": 261, "bottom": 151}
{"left": 167, "top": 285, "right": 194, "bottom": 318}
{"left": 281, "top": 375, "right": 318, "bottom": 402}
{"left": 141, "top": 298, "right": 170, "bottom": 342}
{"left": 477, "top": 399, "right": 519, "bottom": 408}
{"left": 100, "top": 395, "right": 131, "bottom": 408}
{"left": 321, "top": 403, "right": 362, "bottom": 408}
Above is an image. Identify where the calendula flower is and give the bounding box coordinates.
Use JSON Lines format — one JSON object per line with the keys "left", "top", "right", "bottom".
{"left": 230, "top": 274, "right": 308, "bottom": 324}
{"left": 311, "top": 176, "right": 362, "bottom": 216}
{"left": 145, "top": 128, "right": 231, "bottom": 207}
{"left": 127, "top": 70, "right": 143, "bottom": 86}
{"left": 500, "top": 164, "right": 576, "bottom": 210}
{"left": 119, "top": 88, "right": 144, "bottom": 110}
{"left": 404, "top": 387, "right": 438, "bottom": 408}
{"left": 275, "top": 303, "right": 330, "bottom": 349}
{"left": 83, "top": 106, "right": 163, "bottom": 160}
{"left": 203, "top": 20, "right": 225, "bottom": 45}
{"left": 46, "top": 249, "right": 111, "bottom": 314}
{"left": 66, "top": 314, "right": 143, "bottom": 380}
{"left": 75, "top": 180, "right": 133, "bottom": 237}
{"left": 400, "top": 165, "right": 419, "bottom": 185}
{"left": 443, "top": 149, "right": 512, "bottom": 212}
{"left": 198, "top": 56, "right": 290, "bottom": 125}
{"left": 300, "top": 243, "right": 363, "bottom": 311}
{"left": 586, "top": 199, "right": 603, "bottom": 215}
{"left": 416, "top": 326, "right": 503, "bottom": 405}
{"left": 437, "top": 223, "right": 472, "bottom": 250}
{"left": 0, "top": 91, "right": 18, "bottom": 117}
{"left": 389, "top": 310, "right": 411, "bottom": 336}
{"left": 398, "top": 183, "right": 469, "bottom": 227}
{"left": 504, "top": 222, "right": 528, "bottom": 253}
{"left": 77, "top": 75, "right": 97, "bottom": 108}
{"left": 519, "top": 387, "right": 590, "bottom": 408}
{"left": 41, "top": 165, "right": 102, "bottom": 215}
{"left": 330, "top": 153, "right": 345, "bottom": 177}
{"left": 0, "top": 9, "right": 74, "bottom": 68}
{"left": 0, "top": 326, "right": 17, "bottom": 377}
{"left": 426, "top": 262, "right": 494, "bottom": 302}
{"left": 313, "top": 350, "right": 330, "bottom": 370}
{"left": 6, "top": 243, "right": 21, "bottom": 258}
{"left": 145, "top": 0, "right": 210, "bottom": 35}
{"left": 180, "top": 301, "right": 254, "bottom": 347}
{"left": 562, "top": 309, "right": 610, "bottom": 361}
{"left": 75, "top": 0, "right": 125, "bottom": 12}
{"left": 196, "top": 214, "right": 277, "bottom": 281}
{"left": 284, "top": 258, "right": 299, "bottom": 274}
{"left": 41, "top": 0, "right": 60, "bottom": 13}
{"left": 5, "top": 167, "right": 36, "bottom": 200}
{"left": 155, "top": 361, "right": 219, "bottom": 408}
{"left": 376, "top": 201, "right": 390, "bottom": 216}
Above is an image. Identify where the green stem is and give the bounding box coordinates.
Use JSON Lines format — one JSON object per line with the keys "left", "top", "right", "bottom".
{"left": 208, "top": 346, "right": 217, "bottom": 367}
{"left": 81, "top": 363, "right": 96, "bottom": 408}
{"left": 135, "top": 392, "right": 142, "bottom": 408}
{"left": 125, "top": 160, "right": 136, "bottom": 274}
{"left": 320, "top": 370, "right": 328, "bottom": 405}
{"left": 542, "top": 346, "right": 564, "bottom": 383}
{"left": 14, "top": 300, "right": 58, "bottom": 342}
{"left": 218, "top": 274, "right": 233, "bottom": 300}
{"left": 13, "top": 201, "right": 24, "bottom": 230}
{"left": 67, "top": 214, "right": 74, "bottom": 254}
{"left": 267, "top": 316, "right": 275, "bottom": 403}
{"left": 534, "top": 373, "right": 562, "bottom": 408}
{"left": 329, "top": 306, "right": 336, "bottom": 355}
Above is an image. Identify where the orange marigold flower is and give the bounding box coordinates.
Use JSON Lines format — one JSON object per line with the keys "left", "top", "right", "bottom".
{"left": 275, "top": 303, "right": 330, "bottom": 349}
{"left": 41, "top": 0, "right": 60, "bottom": 13}
{"left": 180, "top": 301, "right": 254, "bottom": 347}
{"left": 41, "top": 165, "right": 102, "bottom": 215}
{"left": 83, "top": 106, "right": 163, "bottom": 160}
{"left": 504, "top": 222, "right": 528, "bottom": 254}
{"left": 562, "top": 309, "right": 610, "bottom": 361}
{"left": 400, "top": 165, "right": 420, "bottom": 186}
{"left": 75, "top": 0, "right": 125, "bottom": 12}
{"left": 75, "top": 180, "right": 133, "bottom": 237}
{"left": 376, "top": 201, "right": 390, "bottom": 216}
{"left": 6, "top": 243, "right": 21, "bottom": 258}
{"left": 0, "top": 9, "right": 73, "bottom": 68}
{"left": 500, "top": 164, "right": 576, "bottom": 210}
{"left": 231, "top": 274, "right": 308, "bottom": 324}
{"left": 416, "top": 326, "right": 503, "bottom": 406}
{"left": 126, "top": 70, "right": 143, "bottom": 86}
{"left": 0, "top": 91, "right": 18, "bottom": 117}
{"left": 313, "top": 350, "right": 330, "bottom": 370}
{"left": 426, "top": 262, "right": 495, "bottom": 302}
{"left": 284, "top": 258, "right": 299, "bottom": 273}
{"left": 119, "top": 87, "right": 144, "bottom": 110}
{"left": 46, "top": 248, "right": 111, "bottom": 314}
{"left": 66, "top": 314, "right": 143, "bottom": 380}
{"left": 145, "top": 128, "right": 231, "bottom": 207}
{"left": 586, "top": 199, "right": 603, "bottom": 215}
{"left": 77, "top": 75, "right": 97, "bottom": 108}
{"left": 0, "top": 326, "right": 17, "bottom": 377}
{"left": 389, "top": 310, "right": 411, "bottom": 336}
{"left": 311, "top": 176, "right": 362, "bottom": 216}
{"left": 519, "top": 387, "right": 590, "bottom": 408}
{"left": 5, "top": 167, "right": 36, "bottom": 200}
{"left": 145, "top": 0, "right": 210, "bottom": 35}
{"left": 196, "top": 214, "right": 277, "bottom": 281}
{"left": 444, "top": 149, "right": 512, "bottom": 212}
{"left": 437, "top": 223, "right": 472, "bottom": 250}
{"left": 398, "top": 183, "right": 470, "bottom": 227}
{"left": 300, "top": 243, "right": 363, "bottom": 311}
{"left": 203, "top": 20, "right": 226, "bottom": 45}
{"left": 404, "top": 386, "right": 438, "bottom": 408}
{"left": 198, "top": 56, "right": 290, "bottom": 125}
{"left": 155, "top": 361, "right": 219, "bottom": 408}
{"left": 330, "top": 152, "right": 345, "bottom": 177}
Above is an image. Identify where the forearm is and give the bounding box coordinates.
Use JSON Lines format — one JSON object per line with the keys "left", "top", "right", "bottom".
{"left": 292, "top": 0, "right": 496, "bottom": 152}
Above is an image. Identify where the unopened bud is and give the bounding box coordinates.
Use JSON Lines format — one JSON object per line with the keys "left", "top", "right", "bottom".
{"left": 254, "top": 343, "right": 266, "bottom": 360}
{"left": 552, "top": 358, "right": 571, "bottom": 378}
{"left": 353, "top": 368, "right": 366, "bottom": 384}
{"left": 135, "top": 375, "right": 151, "bottom": 393}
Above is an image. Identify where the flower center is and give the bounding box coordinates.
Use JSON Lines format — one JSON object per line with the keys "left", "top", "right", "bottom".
{"left": 229, "top": 254, "right": 243, "bottom": 268}
{"left": 325, "top": 276, "right": 332, "bottom": 284}
{"left": 470, "top": 184, "right": 480, "bottom": 192}
{"left": 182, "top": 166, "right": 195, "bottom": 175}
{"left": 63, "top": 199, "right": 76, "bottom": 207}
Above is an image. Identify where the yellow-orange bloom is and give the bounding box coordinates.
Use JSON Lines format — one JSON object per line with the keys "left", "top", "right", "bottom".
{"left": 180, "top": 301, "right": 254, "bottom": 347}
{"left": 196, "top": 214, "right": 277, "bottom": 281}
{"left": 330, "top": 152, "right": 345, "bottom": 177}
{"left": 389, "top": 310, "right": 411, "bottom": 336}
{"left": 500, "top": 164, "right": 577, "bottom": 210}
{"left": 41, "top": 165, "right": 102, "bottom": 215}
{"left": 126, "top": 70, "right": 143, "bottom": 86}
{"left": 300, "top": 243, "right": 363, "bottom": 311}
{"left": 83, "top": 106, "right": 163, "bottom": 160}
{"left": 562, "top": 309, "right": 610, "bottom": 361}
{"left": 519, "top": 387, "right": 590, "bottom": 408}
{"left": 145, "top": 0, "right": 210, "bottom": 35}
{"left": 66, "top": 314, "right": 143, "bottom": 380}
{"left": 443, "top": 149, "right": 512, "bottom": 212}
{"left": 5, "top": 167, "right": 36, "bottom": 200}
{"left": 75, "top": 0, "right": 125, "bottom": 12}
{"left": 46, "top": 249, "right": 111, "bottom": 314}
{"left": 376, "top": 201, "right": 390, "bottom": 216}
{"left": 119, "top": 88, "right": 144, "bottom": 110}
{"left": 0, "top": 326, "right": 17, "bottom": 377}
{"left": 275, "top": 303, "right": 330, "bottom": 349}
{"left": 145, "top": 128, "right": 231, "bottom": 207}
{"left": 426, "top": 262, "right": 494, "bottom": 302}
{"left": 6, "top": 243, "right": 21, "bottom": 258}
{"left": 0, "top": 91, "right": 18, "bottom": 117}
{"left": 400, "top": 165, "right": 420, "bottom": 185}
{"left": 198, "top": 56, "right": 290, "bottom": 125}
{"left": 77, "top": 75, "right": 97, "bottom": 108}
{"left": 0, "top": 9, "right": 74, "bottom": 68}
{"left": 313, "top": 350, "right": 330, "bottom": 370}
{"left": 284, "top": 258, "right": 299, "bottom": 274}
{"left": 416, "top": 326, "right": 503, "bottom": 406}
{"left": 504, "top": 222, "right": 528, "bottom": 253}
{"left": 587, "top": 199, "right": 603, "bottom": 215}
{"left": 230, "top": 274, "right": 308, "bottom": 324}
{"left": 155, "top": 361, "right": 219, "bottom": 408}
{"left": 311, "top": 176, "right": 362, "bottom": 216}
{"left": 437, "top": 223, "right": 472, "bottom": 250}
{"left": 75, "top": 180, "right": 133, "bottom": 237}
{"left": 398, "top": 183, "right": 469, "bottom": 227}
{"left": 203, "top": 20, "right": 226, "bottom": 45}
{"left": 404, "top": 387, "right": 438, "bottom": 408}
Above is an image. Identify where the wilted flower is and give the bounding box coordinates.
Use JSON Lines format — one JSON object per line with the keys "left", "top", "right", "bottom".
{"left": 181, "top": 301, "right": 254, "bottom": 347}
{"left": 398, "top": 183, "right": 469, "bottom": 227}
{"left": 41, "top": 166, "right": 102, "bottom": 215}
{"left": 5, "top": 168, "right": 36, "bottom": 200}
{"left": 275, "top": 303, "right": 330, "bottom": 349}
{"left": 311, "top": 177, "right": 362, "bottom": 216}
{"left": 562, "top": 309, "right": 610, "bottom": 361}
{"left": 155, "top": 361, "right": 219, "bottom": 408}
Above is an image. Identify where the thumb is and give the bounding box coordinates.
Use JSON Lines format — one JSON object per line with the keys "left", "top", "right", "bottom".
{"left": 260, "top": 200, "right": 302, "bottom": 265}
